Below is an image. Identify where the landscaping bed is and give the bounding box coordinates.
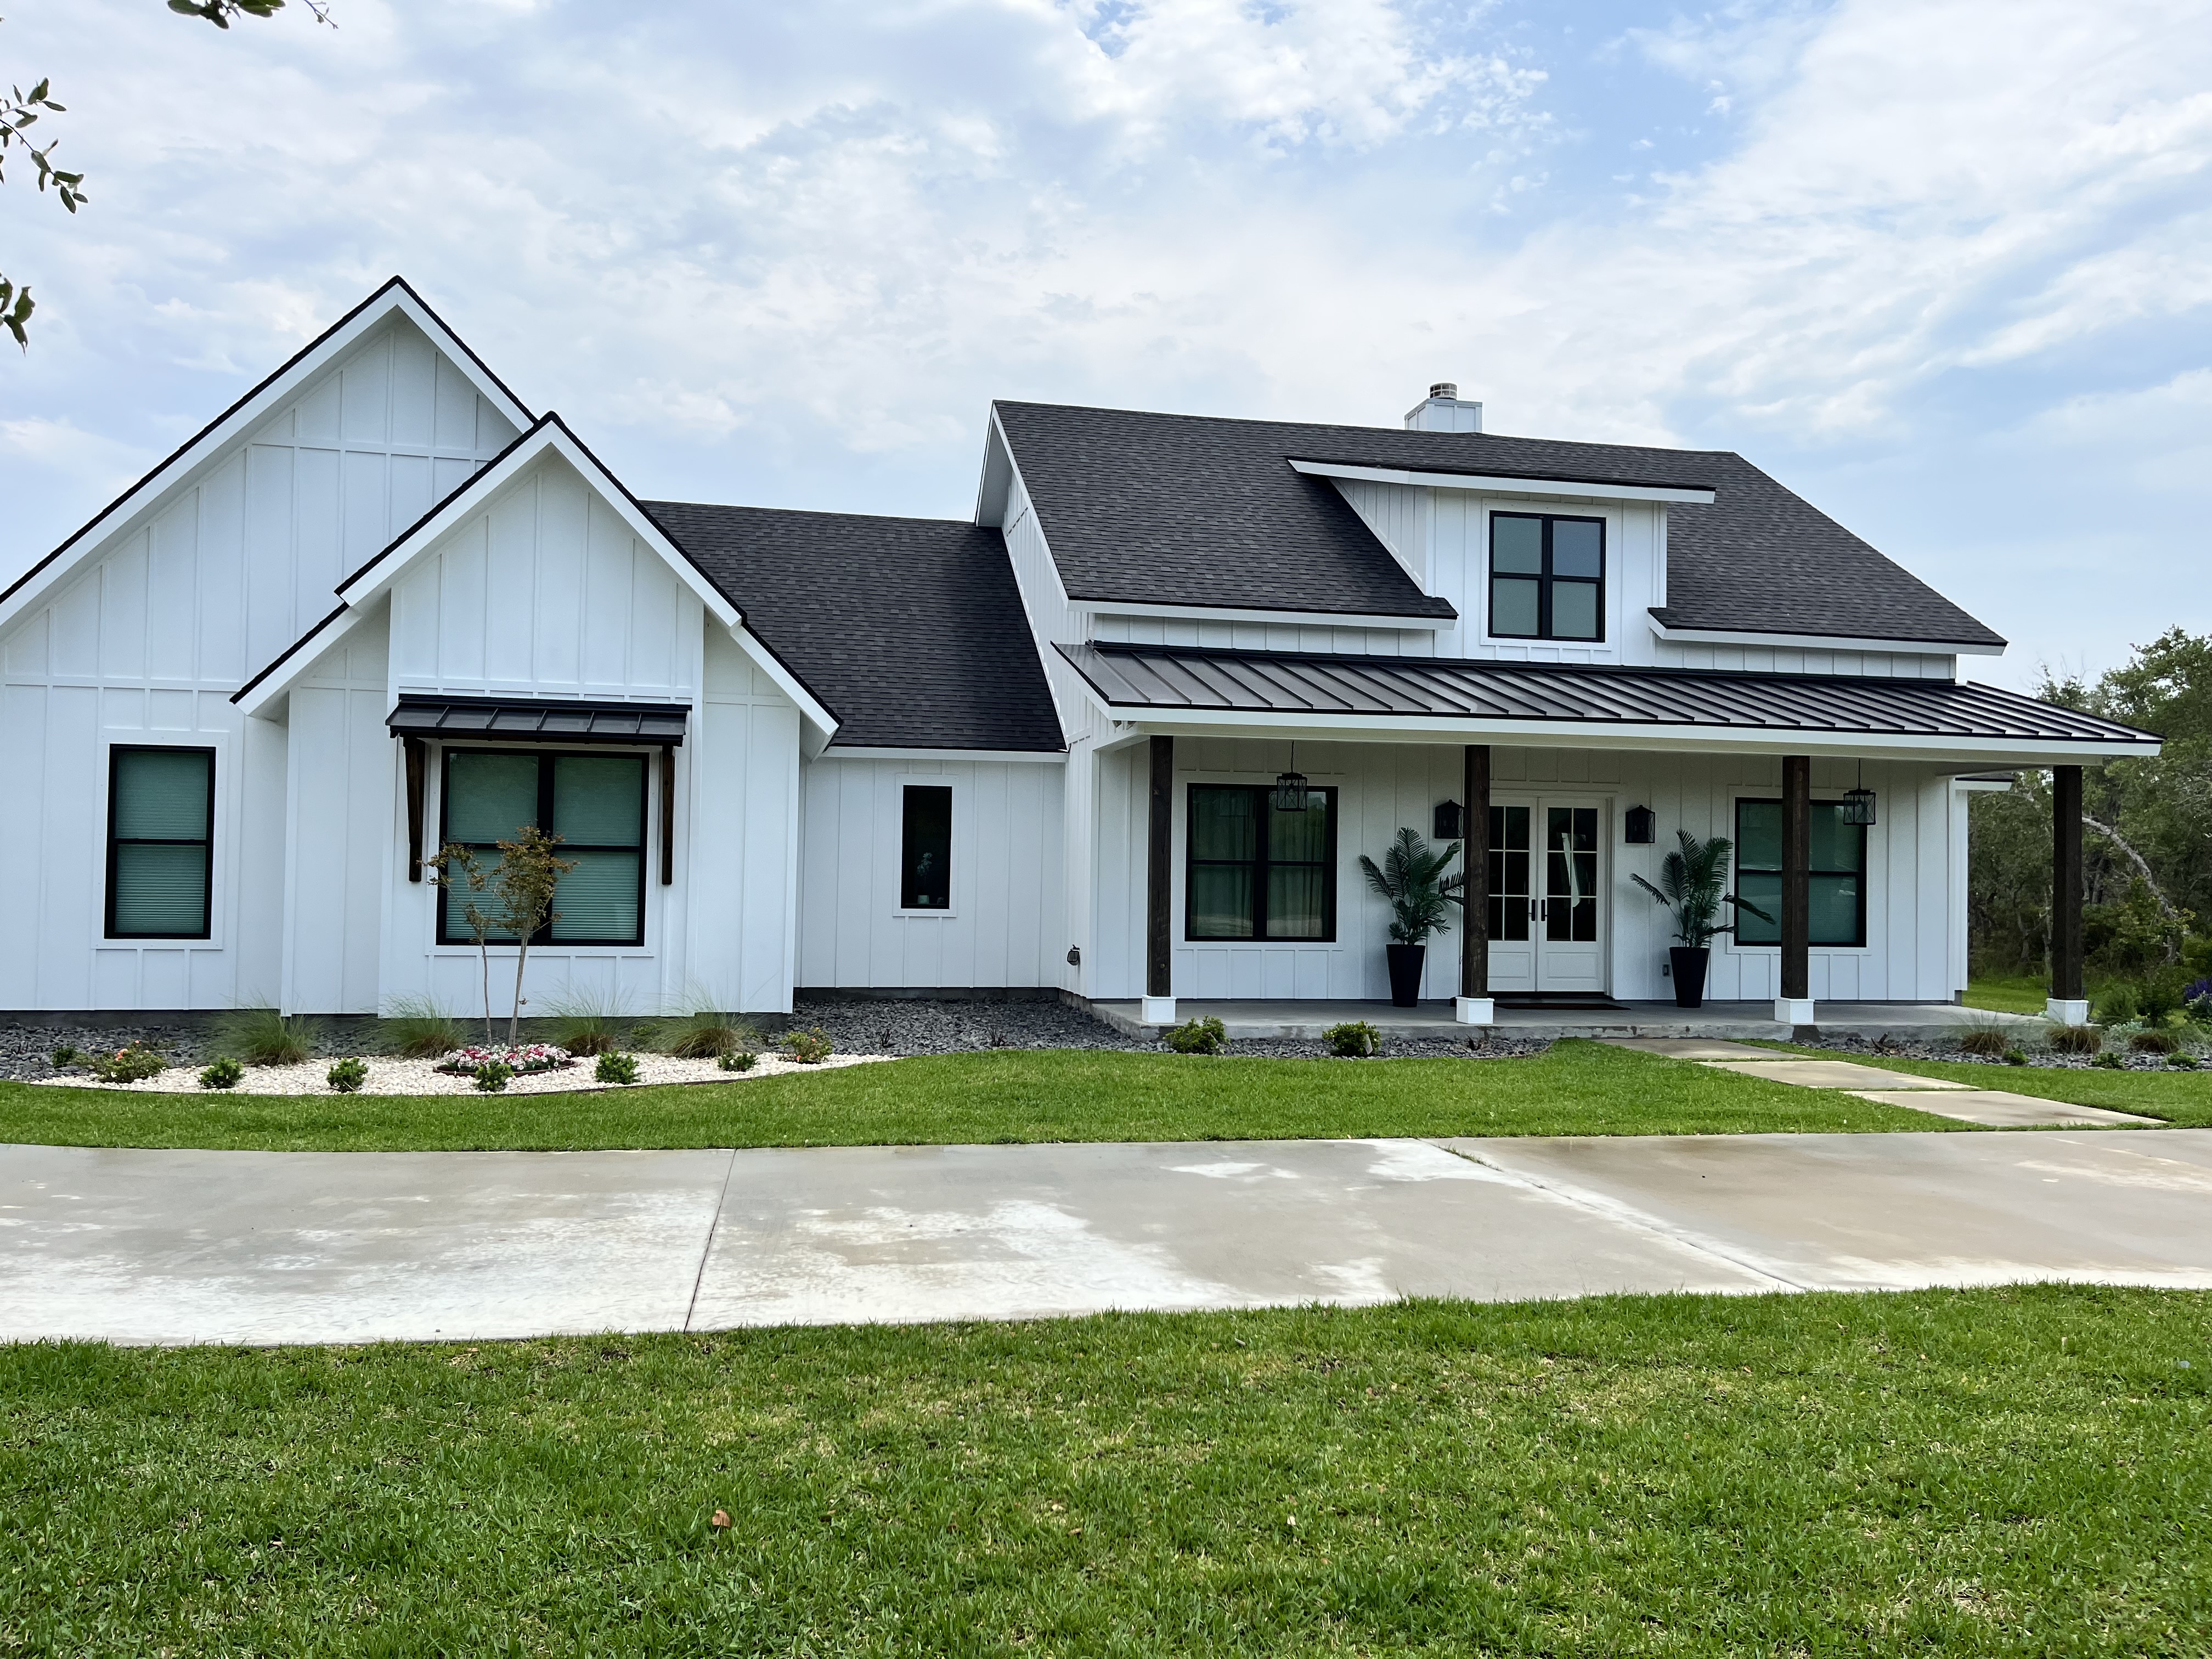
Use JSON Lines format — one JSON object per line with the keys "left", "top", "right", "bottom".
{"left": 4, "top": 1285, "right": 2206, "bottom": 1655}
{"left": 32, "top": 1048, "right": 891, "bottom": 1096}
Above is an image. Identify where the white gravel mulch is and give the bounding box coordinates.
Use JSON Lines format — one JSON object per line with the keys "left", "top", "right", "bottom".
{"left": 36, "top": 1050, "right": 895, "bottom": 1096}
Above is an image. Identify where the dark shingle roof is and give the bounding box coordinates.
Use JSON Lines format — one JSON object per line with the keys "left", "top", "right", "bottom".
{"left": 994, "top": 402, "right": 2005, "bottom": 649}
{"left": 1059, "top": 642, "right": 2155, "bottom": 747}
{"left": 644, "top": 503, "right": 1064, "bottom": 753}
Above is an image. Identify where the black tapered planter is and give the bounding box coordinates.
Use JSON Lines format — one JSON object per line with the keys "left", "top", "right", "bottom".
{"left": 1387, "top": 943, "right": 1427, "bottom": 1008}
{"left": 1669, "top": 945, "right": 1710, "bottom": 1009}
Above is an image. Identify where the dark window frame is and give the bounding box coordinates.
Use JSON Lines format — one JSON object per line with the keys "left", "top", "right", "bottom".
{"left": 105, "top": 744, "right": 216, "bottom": 941}
{"left": 1488, "top": 511, "right": 1607, "bottom": 642}
{"left": 1183, "top": 783, "right": 1340, "bottom": 943}
{"left": 436, "top": 747, "right": 649, "bottom": 948}
{"left": 899, "top": 783, "right": 955, "bottom": 911}
{"left": 1733, "top": 797, "right": 1868, "bottom": 950}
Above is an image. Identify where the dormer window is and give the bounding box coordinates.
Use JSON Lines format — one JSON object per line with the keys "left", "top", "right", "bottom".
{"left": 1489, "top": 512, "right": 1604, "bottom": 641}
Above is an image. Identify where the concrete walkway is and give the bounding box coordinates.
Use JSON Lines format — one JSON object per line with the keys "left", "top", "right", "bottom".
{"left": 6, "top": 1129, "right": 2212, "bottom": 1345}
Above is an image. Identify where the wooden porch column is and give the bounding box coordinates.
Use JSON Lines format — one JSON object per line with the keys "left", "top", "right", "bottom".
{"left": 1456, "top": 744, "right": 1493, "bottom": 1025}
{"left": 1778, "top": 754, "right": 1813, "bottom": 1022}
{"left": 1143, "top": 735, "right": 1176, "bottom": 1023}
{"left": 402, "top": 736, "right": 427, "bottom": 882}
{"left": 2049, "top": 764, "right": 2087, "bottom": 1022}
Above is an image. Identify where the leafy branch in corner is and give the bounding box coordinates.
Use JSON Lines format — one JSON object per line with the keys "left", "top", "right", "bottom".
{"left": 168, "top": 0, "right": 335, "bottom": 26}
{"left": 1, "top": 65, "right": 84, "bottom": 348}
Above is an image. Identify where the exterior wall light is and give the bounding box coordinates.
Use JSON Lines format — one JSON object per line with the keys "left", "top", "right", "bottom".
{"left": 1842, "top": 759, "right": 1876, "bottom": 826}
{"left": 1624, "top": 804, "right": 1656, "bottom": 844}
{"left": 1433, "top": 799, "right": 1464, "bottom": 840}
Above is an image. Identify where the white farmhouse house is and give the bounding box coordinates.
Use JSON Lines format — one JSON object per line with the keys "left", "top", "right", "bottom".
{"left": 0, "top": 279, "right": 2158, "bottom": 1030}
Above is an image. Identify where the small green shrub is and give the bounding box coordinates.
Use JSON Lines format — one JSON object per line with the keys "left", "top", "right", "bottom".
{"left": 211, "top": 1006, "right": 320, "bottom": 1066}
{"left": 2095, "top": 984, "right": 2139, "bottom": 1026}
{"left": 654, "top": 1009, "right": 757, "bottom": 1059}
{"left": 2048, "top": 1023, "right": 2101, "bottom": 1055}
{"left": 2129, "top": 1029, "right": 2179, "bottom": 1054}
{"left": 718, "top": 1049, "right": 757, "bottom": 1073}
{"left": 779, "top": 1027, "right": 833, "bottom": 1065}
{"left": 197, "top": 1056, "right": 245, "bottom": 1090}
{"left": 326, "top": 1056, "right": 369, "bottom": 1094}
{"left": 472, "top": 1059, "right": 515, "bottom": 1093}
{"left": 2092, "top": 1051, "right": 2125, "bottom": 1069}
{"left": 2001, "top": 1049, "right": 2029, "bottom": 1065}
{"left": 1166, "top": 1015, "right": 1227, "bottom": 1056}
{"left": 88, "top": 1041, "right": 166, "bottom": 1084}
{"left": 594, "top": 1051, "right": 640, "bottom": 1086}
{"left": 1325, "top": 1020, "right": 1381, "bottom": 1058}
{"left": 48, "top": 1043, "right": 80, "bottom": 1068}
{"left": 2137, "top": 973, "right": 2185, "bottom": 1028}
{"left": 2167, "top": 1052, "right": 2200, "bottom": 1070}
{"left": 1956, "top": 1026, "right": 2008, "bottom": 1057}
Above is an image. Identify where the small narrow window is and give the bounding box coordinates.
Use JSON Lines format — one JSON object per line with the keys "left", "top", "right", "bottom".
{"left": 901, "top": 785, "right": 953, "bottom": 910}
{"left": 1489, "top": 512, "right": 1605, "bottom": 641}
{"left": 438, "top": 749, "right": 648, "bottom": 947}
{"left": 1735, "top": 799, "right": 1866, "bottom": 948}
{"left": 106, "top": 746, "right": 216, "bottom": 939}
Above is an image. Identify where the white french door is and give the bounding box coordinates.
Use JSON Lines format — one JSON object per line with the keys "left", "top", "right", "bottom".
{"left": 1483, "top": 797, "right": 1606, "bottom": 993}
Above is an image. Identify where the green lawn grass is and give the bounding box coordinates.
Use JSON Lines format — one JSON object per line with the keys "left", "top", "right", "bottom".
{"left": 0, "top": 1041, "right": 1963, "bottom": 1153}
{"left": 1965, "top": 975, "right": 2053, "bottom": 1014}
{"left": 1762, "top": 1045, "right": 2212, "bottom": 1126}
{"left": 5, "top": 1286, "right": 2207, "bottom": 1655}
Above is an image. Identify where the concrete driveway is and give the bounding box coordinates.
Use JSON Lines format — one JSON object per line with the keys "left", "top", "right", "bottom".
{"left": 5, "top": 1130, "right": 2211, "bottom": 1345}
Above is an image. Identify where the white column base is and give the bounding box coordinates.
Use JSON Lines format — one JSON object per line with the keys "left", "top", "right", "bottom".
{"left": 1139, "top": 995, "right": 1177, "bottom": 1025}
{"left": 1774, "top": 997, "right": 1816, "bottom": 1025}
{"left": 1455, "top": 996, "right": 1495, "bottom": 1026}
{"left": 2046, "top": 997, "right": 2091, "bottom": 1025}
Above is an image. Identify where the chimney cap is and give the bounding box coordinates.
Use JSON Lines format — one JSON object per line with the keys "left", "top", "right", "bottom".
{"left": 1429, "top": 381, "right": 1458, "bottom": 400}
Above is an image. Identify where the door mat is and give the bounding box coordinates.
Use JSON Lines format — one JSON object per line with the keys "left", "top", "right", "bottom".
{"left": 1491, "top": 992, "right": 1629, "bottom": 1011}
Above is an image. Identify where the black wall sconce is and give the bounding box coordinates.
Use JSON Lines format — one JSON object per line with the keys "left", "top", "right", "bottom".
{"left": 1624, "top": 804, "right": 1656, "bottom": 844}
{"left": 1434, "top": 799, "right": 1464, "bottom": 840}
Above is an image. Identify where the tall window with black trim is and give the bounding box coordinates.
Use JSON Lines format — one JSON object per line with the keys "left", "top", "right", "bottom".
{"left": 106, "top": 746, "right": 215, "bottom": 939}
{"left": 1489, "top": 512, "right": 1605, "bottom": 641}
{"left": 1735, "top": 798, "right": 1866, "bottom": 948}
{"left": 1186, "top": 783, "right": 1337, "bottom": 940}
{"left": 438, "top": 750, "right": 648, "bottom": 946}
{"left": 901, "top": 785, "right": 952, "bottom": 910}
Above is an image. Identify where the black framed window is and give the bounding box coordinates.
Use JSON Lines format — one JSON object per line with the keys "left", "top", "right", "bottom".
{"left": 901, "top": 785, "right": 952, "bottom": 910}
{"left": 1735, "top": 799, "right": 1866, "bottom": 948}
{"left": 106, "top": 746, "right": 215, "bottom": 939}
{"left": 1489, "top": 512, "right": 1605, "bottom": 641}
{"left": 1186, "top": 783, "right": 1338, "bottom": 940}
{"left": 438, "top": 749, "right": 647, "bottom": 946}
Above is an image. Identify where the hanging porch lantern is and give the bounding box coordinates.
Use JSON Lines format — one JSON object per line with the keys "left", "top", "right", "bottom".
{"left": 1272, "top": 768, "right": 1312, "bottom": 813}
{"left": 1841, "top": 759, "right": 1877, "bottom": 826}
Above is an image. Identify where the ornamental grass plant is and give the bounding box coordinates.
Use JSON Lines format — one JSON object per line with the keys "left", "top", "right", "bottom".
{"left": 210, "top": 1006, "right": 320, "bottom": 1066}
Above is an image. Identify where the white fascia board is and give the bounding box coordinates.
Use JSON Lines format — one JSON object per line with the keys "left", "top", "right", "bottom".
{"left": 1079, "top": 599, "right": 1451, "bottom": 632}
{"left": 234, "top": 599, "right": 381, "bottom": 721}
{"left": 0, "top": 280, "right": 534, "bottom": 637}
{"left": 815, "top": 744, "right": 1066, "bottom": 764}
{"left": 1649, "top": 616, "right": 2003, "bottom": 659}
{"left": 720, "top": 620, "right": 839, "bottom": 747}
{"left": 1080, "top": 701, "right": 2156, "bottom": 767}
{"left": 1289, "top": 458, "right": 1715, "bottom": 506}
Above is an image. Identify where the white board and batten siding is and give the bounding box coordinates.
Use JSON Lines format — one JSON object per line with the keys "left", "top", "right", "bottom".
{"left": 1084, "top": 740, "right": 1962, "bottom": 1006}
{"left": 374, "top": 459, "right": 804, "bottom": 1018}
{"left": 798, "top": 756, "right": 1065, "bottom": 991}
{"left": 0, "top": 317, "right": 514, "bottom": 1012}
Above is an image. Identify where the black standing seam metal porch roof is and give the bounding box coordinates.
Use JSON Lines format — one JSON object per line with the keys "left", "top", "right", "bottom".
{"left": 387, "top": 696, "right": 690, "bottom": 745}
{"left": 1056, "top": 642, "right": 2162, "bottom": 746}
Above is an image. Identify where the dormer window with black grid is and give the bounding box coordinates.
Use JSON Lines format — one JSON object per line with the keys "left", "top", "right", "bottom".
{"left": 1489, "top": 512, "right": 1605, "bottom": 642}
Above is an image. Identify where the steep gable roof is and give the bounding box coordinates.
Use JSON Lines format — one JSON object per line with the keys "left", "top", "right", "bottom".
{"left": 0, "top": 276, "right": 532, "bottom": 630}
{"left": 991, "top": 400, "right": 2005, "bottom": 650}
{"left": 644, "top": 502, "right": 1065, "bottom": 754}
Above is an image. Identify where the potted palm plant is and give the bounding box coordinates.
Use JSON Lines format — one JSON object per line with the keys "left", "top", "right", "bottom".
{"left": 1358, "top": 827, "right": 1464, "bottom": 1007}
{"left": 1629, "top": 830, "right": 1771, "bottom": 1008}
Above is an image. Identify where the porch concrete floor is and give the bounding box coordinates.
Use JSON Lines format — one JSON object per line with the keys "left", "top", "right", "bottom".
{"left": 1089, "top": 998, "right": 2040, "bottom": 1043}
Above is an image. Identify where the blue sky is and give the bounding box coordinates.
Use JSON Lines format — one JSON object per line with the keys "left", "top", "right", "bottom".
{"left": 3, "top": 0, "right": 2207, "bottom": 688}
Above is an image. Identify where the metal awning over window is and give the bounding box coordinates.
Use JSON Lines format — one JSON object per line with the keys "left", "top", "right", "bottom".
{"left": 386, "top": 696, "right": 689, "bottom": 746}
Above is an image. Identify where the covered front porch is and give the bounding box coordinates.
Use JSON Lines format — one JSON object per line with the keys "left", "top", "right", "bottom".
{"left": 1090, "top": 997, "right": 2039, "bottom": 1043}
{"left": 1062, "top": 641, "right": 2159, "bottom": 1031}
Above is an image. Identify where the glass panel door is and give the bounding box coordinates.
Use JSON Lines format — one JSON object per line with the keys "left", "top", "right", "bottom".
{"left": 1536, "top": 799, "right": 1606, "bottom": 991}
{"left": 1483, "top": 803, "right": 1536, "bottom": 991}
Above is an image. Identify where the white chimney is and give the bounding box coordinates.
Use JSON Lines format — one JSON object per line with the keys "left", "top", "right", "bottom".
{"left": 1404, "top": 381, "right": 1482, "bottom": 433}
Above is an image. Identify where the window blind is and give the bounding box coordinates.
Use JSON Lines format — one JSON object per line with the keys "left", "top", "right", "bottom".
{"left": 108, "top": 747, "right": 215, "bottom": 939}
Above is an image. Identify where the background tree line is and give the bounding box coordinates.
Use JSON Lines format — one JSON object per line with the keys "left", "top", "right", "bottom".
{"left": 1971, "top": 628, "right": 2212, "bottom": 988}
